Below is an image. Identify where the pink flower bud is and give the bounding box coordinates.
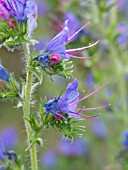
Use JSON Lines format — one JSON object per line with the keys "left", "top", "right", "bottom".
{"left": 49, "top": 54, "right": 61, "bottom": 66}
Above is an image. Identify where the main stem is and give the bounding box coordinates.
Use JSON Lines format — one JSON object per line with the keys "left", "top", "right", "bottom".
{"left": 23, "top": 44, "right": 38, "bottom": 170}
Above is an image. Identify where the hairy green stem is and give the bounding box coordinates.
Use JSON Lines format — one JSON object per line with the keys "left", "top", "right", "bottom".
{"left": 23, "top": 44, "right": 38, "bottom": 170}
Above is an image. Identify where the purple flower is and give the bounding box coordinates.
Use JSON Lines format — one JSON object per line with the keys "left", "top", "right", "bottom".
{"left": 0, "top": 128, "right": 18, "bottom": 149}
{"left": 41, "top": 150, "right": 57, "bottom": 169}
{"left": 36, "top": 0, "right": 49, "bottom": 16}
{"left": 0, "top": 140, "right": 17, "bottom": 163}
{"left": 0, "top": 0, "right": 37, "bottom": 34}
{"left": 64, "top": 12, "right": 83, "bottom": 41}
{"left": 44, "top": 79, "right": 109, "bottom": 119}
{"left": 0, "top": 0, "right": 37, "bottom": 22}
{"left": 85, "top": 73, "right": 94, "bottom": 88}
{"left": 117, "top": 0, "right": 128, "bottom": 16}
{"left": 58, "top": 138, "right": 88, "bottom": 157}
{"left": 0, "top": 64, "right": 10, "bottom": 82}
{"left": 0, "top": 140, "right": 6, "bottom": 162}
{"left": 91, "top": 118, "right": 108, "bottom": 139}
{"left": 34, "top": 38, "right": 49, "bottom": 52}
{"left": 34, "top": 20, "right": 98, "bottom": 67}
{"left": 116, "top": 22, "right": 128, "bottom": 47}
{"left": 122, "top": 130, "right": 128, "bottom": 148}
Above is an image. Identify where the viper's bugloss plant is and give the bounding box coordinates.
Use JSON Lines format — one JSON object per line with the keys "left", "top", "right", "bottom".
{"left": 0, "top": 0, "right": 109, "bottom": 169}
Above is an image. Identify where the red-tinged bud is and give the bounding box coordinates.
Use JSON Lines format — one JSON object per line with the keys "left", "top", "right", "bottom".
{"left": 8, "top": 19, "right": 16, "bottom": 30}
{"left": 49, "top": 54, "right": 61, "bottom": 66}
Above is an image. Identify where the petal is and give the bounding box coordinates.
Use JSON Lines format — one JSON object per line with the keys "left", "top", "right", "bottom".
{"left": 28, "top": 16, "right": 37, "bottom": 35}
{"left": 75, "top": 104, "right": 111, "bottom": 111}
{"left": 70, "top": 82, "right": 108, "bottom": 107}
{"left": 45, "top": 20, "right": 69, "bottom": 59}
{"left": 58, "top": 95, "right": 69, "bottom": 114}
{"left": 26, "top": 1, "right": 38, "bottom": 18}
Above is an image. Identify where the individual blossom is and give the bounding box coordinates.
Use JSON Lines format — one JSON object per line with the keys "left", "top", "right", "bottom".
{"left": 122, "top": 129, "right": 128, "bottom": 149}
{"left": 34, "top": 20, "right": 98, "bottom": 67}
{"left": 91, "top": 118, "right": 108, "bottom": 139}
{"left": 0, "top": 128, "right": 18, "bottom": 149}
{"left": 0, "top": 140, "right": 17, "bottom": 163}
{"left": 117, "top": 0, "right": 128, "bottom": 17}
{"left": 41, "top": 150, "right": 57, "bottom": 169}
{"left": 44, "top": 79, "right": 109, "bottom": 119}
{"left": 0, "top": 0, "right": 38, "bottom": 50}
{"left": 85, "top": 72, "right": 94, "bottom": 89}
{"left": 58, "top": 138, "right": 88, "bottom": 157}
{"left": 116, "top": 22, "right": 128, "bottom": 47}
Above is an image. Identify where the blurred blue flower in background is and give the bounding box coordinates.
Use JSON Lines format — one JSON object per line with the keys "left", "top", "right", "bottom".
{"left": 41, "top": 150, "right": 57, "bottom": 169}
{"left": 122, "top": 130, "right": 128, "bottom": 148}
{"left": 0, "top": 0, "right": 37, "bottom": 22}
{"left": 64, "top": 12, "right": 83, "bottom": 41}
{"left": 116, "top": 22, "right": 128, "bottom": 47}
{"left": 36, "top": 0, "right": 50, "bottom": 16}
{"left": 117, "top": 0, "right": 128, "bottom": 16}
{"left": 58, "top": 138, "right": 88, "bottom": 157}
{"left": 85, "top": 73, "right": 94, "bottom": 89}
{"left": 0, "top": 140, "right": 5, "bottom": 162}
{"left": 0, "top": 128, "right": 18, "bottom": 149}
{"left": 91, "top": 118, "right": 108, "bottom": 139}
{"left": 34, "top": 38, "right": 49, "bottom": 52}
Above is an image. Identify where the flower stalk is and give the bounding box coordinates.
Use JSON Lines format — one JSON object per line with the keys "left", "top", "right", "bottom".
{"left": 23, "top": 44, "right": 38, "bottom": 170}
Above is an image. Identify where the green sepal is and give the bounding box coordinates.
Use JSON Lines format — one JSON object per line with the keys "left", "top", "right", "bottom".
{"left": 0, "top": 75, "right": 20, "bottom": 100}
{"left": 39, "top": 99, "right": 85, "bottom": 140}
{"left": 41, "top": 59, "right": 73, "bottom": 78}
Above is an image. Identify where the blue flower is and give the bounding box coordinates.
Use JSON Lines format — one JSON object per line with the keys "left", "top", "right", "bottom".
{"left": 0, "top": 140, "right": 6, "bottom": 162}
{"left": 58, "top": 138, "right": 88, "bottom": 157}
{"left": 122, "top": 129, "right": 128, "bottom": 148}
{"left": 117, "top": 0, "right": 128, "bottom": 17}
{"left": 0, "top": 64, "right": 10, "bottom": 82}
{"left": 0, "top": 139, "right": 17, "bottom": 163}
{"left": 0, "top": 0, "right": 37, "bottom": 22}
{"left": 41, "top": 150, "right": 57, "bottom": 169}
{"left": 85, "top": 73, "right": 94, "bottom": 88}
{"left": 116, "top": 22, "right": 128, "bottom": 47}
{"left": 44, "top": 79, "right": 109, "bottom": 119}
{"left": 0, "top": 0, "right": 37, "bottom": 35}
{"left": 34, "top": 20, "right": 98, "bottom": 67}
{"left": 91, "top": 118, "right": 108, "bottom": 139}
{"left": 0, "top": 128, "right": 18, "bottom": 149}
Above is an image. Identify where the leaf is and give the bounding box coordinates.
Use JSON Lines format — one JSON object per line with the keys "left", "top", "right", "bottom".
{"left": 25, "top": 138, "right": 43, "bottom": 152}
{"left": 29, "top": 66, "right": 43, "bottom": 84}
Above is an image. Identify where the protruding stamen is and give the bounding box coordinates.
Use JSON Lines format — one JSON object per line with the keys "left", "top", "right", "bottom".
{"left": 66, "top": 21, "right": 91, "bottom": 44}
{"left": 70, "top": 82, "right": 108, "bottom": 106}
{"left": 69, "top": 111, "right": 99, "bottom": 119}
{"left": 70, "top": 55, "right": 95, "bottom": 60}
{"left": 75, "top": 104, "right": 111, "bottom": 111}
{"left": 66, "top": 41, "right": 99, "bottom": 55}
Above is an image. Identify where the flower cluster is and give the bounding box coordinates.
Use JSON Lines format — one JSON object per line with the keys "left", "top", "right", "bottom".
{"left": 0, "top": 0, "right": 37, "bottom": 50}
